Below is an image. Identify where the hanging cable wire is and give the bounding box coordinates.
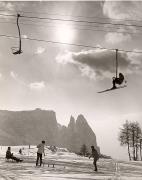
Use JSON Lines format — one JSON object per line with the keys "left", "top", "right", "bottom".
{"left": 1, "top": 12, "right": 142, "bottom": 37}
{"left": 14, "top": 17, "right": 140, "bottom": 33}
{"left": 1, "top": 14, "right": 142, "bottom": 37}
{"left": 17, "top": 17, "right": 142, "bottom": 32}
{"left": 17, "top": 15, "right": 142, "bottom": 28}
{"left": 1, "top": 14, "right": 142, "bottom": 36}
{"left": 18, "top": 22, "right": 142, "bottom": 36}
{"left": 1, "top": 13, "right": 142, "bottom": 29}
{"left": 0, "top": 12, "right": 140, "bottom": 33}
{"left": 0, "top": 33, "right": 142, "bottom": 54}
{"left": 1, "top": 19, "right": 142, "bottom": 37}
{"left": 0, "top": 8, "right": 142, "bottom": 23}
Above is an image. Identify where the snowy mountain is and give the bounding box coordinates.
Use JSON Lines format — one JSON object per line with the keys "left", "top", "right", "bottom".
{"left": 0, "top": 109, "right": 99, "bottom": 153}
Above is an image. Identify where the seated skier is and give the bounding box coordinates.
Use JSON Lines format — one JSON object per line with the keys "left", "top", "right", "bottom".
{"left": 112, "top": 73, "right": 125, "bottom": 89}
{"left": 6, "top": 147, "right": 23, "bottom": 162}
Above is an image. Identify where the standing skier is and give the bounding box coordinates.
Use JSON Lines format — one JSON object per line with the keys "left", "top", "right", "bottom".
{"left": 36, "top": 140, "right": 45, "bottom": 166}
{"left": 89, "top": 146, "right": 99, "bottom": 171}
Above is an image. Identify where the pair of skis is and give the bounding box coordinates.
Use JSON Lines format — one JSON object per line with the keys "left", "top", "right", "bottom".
{"left": 98, "top": 85, "right": 126, "bottom": 93}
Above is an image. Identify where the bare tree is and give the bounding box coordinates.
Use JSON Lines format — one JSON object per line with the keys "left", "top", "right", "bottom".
{"left": 119, "top": 120, "right": 142, "bottom": 161}
{"left": 129, "top": 122, "right": 141, "bottom": 161}
{"left": 119, "top": 120, "right": 131, "bottom": 160}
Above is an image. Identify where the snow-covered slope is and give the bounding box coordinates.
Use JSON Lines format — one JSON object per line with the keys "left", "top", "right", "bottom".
{"left": 0, "top": 146, "right": 142, "bottom": 180}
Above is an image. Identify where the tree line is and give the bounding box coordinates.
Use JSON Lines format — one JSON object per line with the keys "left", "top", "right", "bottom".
{"left": 78, "top": 144, "right": 111, "bottom": 159}
{"left": 119, "top": 120, "right": 142, "bottom": 161}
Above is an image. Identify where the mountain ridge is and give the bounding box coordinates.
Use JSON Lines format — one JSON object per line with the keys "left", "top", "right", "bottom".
{"left": 0, "top": 108, "right": 99, "bottom": 153}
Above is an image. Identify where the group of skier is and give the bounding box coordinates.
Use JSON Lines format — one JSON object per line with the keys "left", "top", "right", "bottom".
{"left": 6, "top": 146, "right": 23, "bottom": 162}
{"left": 6, "top": 140, "right": 100, "bottom": 172}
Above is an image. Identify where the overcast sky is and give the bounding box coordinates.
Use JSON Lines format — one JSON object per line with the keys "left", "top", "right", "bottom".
{"left": 0, "top": 1, "right": 142, "bottom": 160}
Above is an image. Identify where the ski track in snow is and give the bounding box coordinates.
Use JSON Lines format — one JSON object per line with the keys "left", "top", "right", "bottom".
{"left": 0, "top": 146, "right": 142, "bottom": 180}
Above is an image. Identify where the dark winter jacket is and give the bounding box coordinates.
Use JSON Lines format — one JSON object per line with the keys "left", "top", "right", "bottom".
{"left": 91, "top": 149, "right": 99, "bottom": 161}
{"left": 6, "top": 150, "right": 13, "bottom": 159}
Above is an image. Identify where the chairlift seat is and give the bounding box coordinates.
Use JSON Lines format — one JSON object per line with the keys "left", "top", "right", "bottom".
{"left": 11, "top": 47, "right": 22, "bottom": 55}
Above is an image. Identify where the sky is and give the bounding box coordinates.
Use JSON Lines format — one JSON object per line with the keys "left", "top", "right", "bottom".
{"left": 0, "top": 1, "right": 142, "bottom": 160}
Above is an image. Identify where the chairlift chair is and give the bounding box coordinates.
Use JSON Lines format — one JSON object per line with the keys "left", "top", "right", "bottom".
{"left": 12, "top": 14, "right": 22, "bottom": 55}
{"left": 98, "top": 49, "right": 127, "bottom": 93}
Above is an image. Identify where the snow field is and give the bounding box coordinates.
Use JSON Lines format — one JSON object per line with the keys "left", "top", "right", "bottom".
{"left": 0, "top": 146, "right": 142, "bottom": 180}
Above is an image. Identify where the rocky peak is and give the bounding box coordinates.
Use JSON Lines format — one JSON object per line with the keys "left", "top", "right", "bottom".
{"left": 68, "top": 116, "right": 76, "bottom": 130}
{"left": 76, "top": 114, "right": 88, "bottom": 125}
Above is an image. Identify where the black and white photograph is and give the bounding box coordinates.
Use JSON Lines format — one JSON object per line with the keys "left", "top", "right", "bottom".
{"left": 0, "top": 0, "right": 142, "bottom": 179}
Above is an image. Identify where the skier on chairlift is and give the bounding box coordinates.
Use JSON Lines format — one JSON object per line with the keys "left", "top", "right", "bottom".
{"left": 112, "top": 72, "right": 125, "bottom": 89}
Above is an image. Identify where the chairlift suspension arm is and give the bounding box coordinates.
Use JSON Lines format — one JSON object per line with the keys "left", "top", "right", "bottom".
{"left": 116, "top": 49, "right": 118, "bottom": 78}
{"left": 17, "top": 14, "right": 21, "bottom": 51}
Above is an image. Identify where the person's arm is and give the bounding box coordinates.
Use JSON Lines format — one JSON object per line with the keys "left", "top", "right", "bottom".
{"left": 6, "top": 151, "right": 9, "bottom": 158}
{"left": 89, "top": 154, "right": 92, "bottom": 159}
{"left": 37, "top": 144, "right": 40, "bottom": 148}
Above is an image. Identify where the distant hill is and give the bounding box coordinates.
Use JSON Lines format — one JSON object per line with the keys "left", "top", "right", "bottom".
{"left": 0, "top": 109, "right": 99, "bottom": 153}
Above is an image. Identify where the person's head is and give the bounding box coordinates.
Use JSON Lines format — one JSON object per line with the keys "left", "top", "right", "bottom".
{"left": 42, "top": 140, "right": 45, "bottom": 144}
{"left": 8, "top": 147, "right": 11, "bottom": 151}
{"left": 91, "top": 146, "right": 95, "bottom": 150}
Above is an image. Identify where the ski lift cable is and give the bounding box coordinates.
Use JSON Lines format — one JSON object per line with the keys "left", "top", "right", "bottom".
{"left": 1, "top": 13, "right": 141, "bottom": 33}
{"left": 15, "top": 17, "right": 142, "bottom": 33}
{"left": 1, "top": 19, "right": 142, "bottom": 37}
{"left": 15, "top": 15, "right": 142, "bottom": 29}
{"left": 1, "top": 13, "right": 142, "bottom": 29}
{"left": 0, "top": 33, "right": 142, "bottom": 54}
{"left": 1, "top": 17, "right": 142, "bottom": 34}
{"left": 1, "top": 13, "right": 142, "bottom": 35}
{"left": 18, "top": 22, "right": 142, "bottom": 36}
{"left": 0, "top": 8, "right": 142, "bottom": 23}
